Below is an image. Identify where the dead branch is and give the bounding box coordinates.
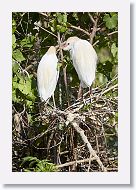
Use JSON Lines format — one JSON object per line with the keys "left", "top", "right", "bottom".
{"left": 108, "top": 31, "right": 118, "bottom": 36}
{"left": 66, "top": 113, "right": 107, "bottom": 172}
{"left": 57, "top": 158, "right": 95, "bottom": 168}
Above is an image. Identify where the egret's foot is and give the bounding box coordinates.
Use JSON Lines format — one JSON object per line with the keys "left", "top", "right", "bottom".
{"left": 89, "top": 96, "right": 92, "bottom": 103}
{"left": 83, "top": 98, "right": 87, "bottom": 105}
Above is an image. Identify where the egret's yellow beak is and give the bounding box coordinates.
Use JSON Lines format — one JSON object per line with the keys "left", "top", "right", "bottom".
{"left": 61, "top": 42, "right": 67, "bottom": 49}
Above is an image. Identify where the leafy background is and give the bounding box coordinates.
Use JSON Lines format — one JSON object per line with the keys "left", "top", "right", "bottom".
{"left": 12, "top": 12, "right": 118, "bottom": 172}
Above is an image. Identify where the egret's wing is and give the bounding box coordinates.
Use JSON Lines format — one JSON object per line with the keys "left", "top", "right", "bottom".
{"left": 37, "top": 54, "right": 59, "bottom": 101}
{"left": 71, "top": 40, "right": 97, "bottom": 87}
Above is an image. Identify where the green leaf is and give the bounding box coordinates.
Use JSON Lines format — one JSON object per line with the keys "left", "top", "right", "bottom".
{"left": 12, "top": 63, "right": 19, "bottom": 73}
{"left": 21, "top": 156, "right": 39, "bottom": 166}
{"left": 73, "top": 13, "right": 78, "bottom": 20}
{"left": 56, "top": 25, "right": 67, "bottom": 33}
{"left": 50, "top": 26, "right": 55, "bottom": 32}
{"left": 27, "top": 114, "right": 32, "bottom": 124}
{"left": 13, "top": 49, "right": 25, "bottom": 62}
{"left": 12, "top": 19, "right": 16, "bottom": 34}
{"left": 49, "top": 19, "right": 57, "bottom": 31}
{"left": 18, "top": 78, "right": 31, "bottom": 95}
{"left": 20, "top": 36, "right": 35, "bottom": 48}
{"left": 60, "top": 26, "right": 67, "bottom": 33}
{"left": 57, "top": 13, "right": 63, "bottom": 23}
{"left": 98, "top": 47, "right": 112, "bottom": 63}
{"left": 103, "top": 14, "right": 109, "bottom": 22}
{"left": 57, "top": 13, "right": 67, "bottom": 24}
{"left": 111, "top": 43, "right": 118, "bottom": 57}
{"left": 63, "top": 14, "right": 67, "bottom": 23}
{"left": 12, "top": 34, "right": 16, "bottom": 49}
{"left": 57, "top": 62, "right": 62, "bottom": 70}
{"left": 103, "top": 13, "right": 118, "bottom": 29}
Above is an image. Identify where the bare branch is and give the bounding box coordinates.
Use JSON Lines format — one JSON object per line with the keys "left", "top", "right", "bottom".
{"left": 38, "top": 12, "right": 48, "bottom": 17}
{"left": 34, "top": 23, "right": 57, "bottom": 38}
{"left": 108, "top": 31, "right": 118, "bottom": 36}
{"left": 88, "top": 13, "right": 95, "bottom": 24}
{"left": 99, "top": 84, "right": 118, "bottom": 97}
{"left": 68, "top": 23, "right": 90, "bottom": 36}
{"left": 93, "top": 40, "right": 99, "bottom": 47}
{"left": 90, "top": 17, "right": 99, "bottom": 44}
{"left": 57, "top": 158, "right": 95, "bottom": 168}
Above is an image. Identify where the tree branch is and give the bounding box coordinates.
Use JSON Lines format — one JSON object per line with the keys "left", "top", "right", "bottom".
{"left": 90, "top": 17, "right": 98, "bottom": 44}
{"left": 108, "top": 31, "right": 118, "bottom": 36}
{"left": 68, "top": 23, "right": 90, "bottom": 37}
{"left": 38, "top": 12, "right": 48, "bottom": 17}
{"left": 57, "top": 158, "right": 95, "bottom": 168}
{"left": 66, "top": 113, "right": 107, "bottom": 172}
{"left": 34, "top": 23, "right": 57, "bottom": 38}
{"left": 88, "top": 13, "right": 95, "bottom": 24}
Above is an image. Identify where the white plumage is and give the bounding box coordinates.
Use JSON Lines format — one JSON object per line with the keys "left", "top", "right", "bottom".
{"left": 37, "top": 46, "right": 59, "bottom": 102}
{"left": 63, "top": 36, "right": 97, "bottom": 88}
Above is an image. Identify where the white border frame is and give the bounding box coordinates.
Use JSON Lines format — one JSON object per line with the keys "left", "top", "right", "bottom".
{"left": 0, "top": 0, "right": 130, "bottom": 184}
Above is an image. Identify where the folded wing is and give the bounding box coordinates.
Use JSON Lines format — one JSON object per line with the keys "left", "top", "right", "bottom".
{"left": 71, "top": 39, "right": 97, "bottom": 88}
{"left": 37, "top": 54, "right": 59, "bottom": 101}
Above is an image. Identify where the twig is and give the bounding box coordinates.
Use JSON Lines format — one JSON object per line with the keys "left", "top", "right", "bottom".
{"left": 93, "top": 40, "right": 99, "bottom": 47}
{"left": 108, "top": 31, "right": 118, "bottom": 36}
{"left": 100, "top": 84, "right": 118, "bottom": 96}
{"left": 57, "top": 158, "right": 95, "bottom": 168}
{"left": 25, "top": 61, "right": 37, "bottom": 72}
{"left": 34, "top": 23, "right": 57, "bottom": 38}
{"left": 38, "top": 12, "right": 48, "bottom": 17}
{"left": 88, "top": 13, "right": 95, "bottom": 24}
{"left": 68, "top": 23, "right": 90, "bottom": 36}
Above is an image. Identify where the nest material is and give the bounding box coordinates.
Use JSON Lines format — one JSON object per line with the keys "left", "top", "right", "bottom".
{"left": 12, "top": 76, "right": 118, "bottom": 172}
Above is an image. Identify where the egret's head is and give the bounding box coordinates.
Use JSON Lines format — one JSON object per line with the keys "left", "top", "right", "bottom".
{"left": 62, "top": 36, "right": 79, "bottom": 51}
{"left": 47, "top": 46, "right": 56, "bottom": 54}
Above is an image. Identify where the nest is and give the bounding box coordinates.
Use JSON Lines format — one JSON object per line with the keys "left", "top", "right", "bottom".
{"left": 12, "top": 76, "right": 118, "bottom": 172}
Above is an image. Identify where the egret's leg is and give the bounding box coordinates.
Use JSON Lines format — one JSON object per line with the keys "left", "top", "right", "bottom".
{"left": 89, "top": 85, "right": 92, "bottom": 103}
{"left": 52, "top": 93, "right": 56, "bottom": 108}
{"left": 77, "top": 84, "right": 87, "bottom": 105}
{"left": 77, "top": 84, "right": 83, "bottom": 99}
{"left": 83, "top": 97, "right": 87, "bottom": 105}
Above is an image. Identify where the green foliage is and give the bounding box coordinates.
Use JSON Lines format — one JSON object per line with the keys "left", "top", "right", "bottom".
{"left": 12, "top": 30, "right": 25, "bottom": 62}
{"left": 12, "top": 63, "right": 37, "bottom": 108}
{"left": 13, "top": 49, "right": 26, "bottom": 62}
{"left": 12, "top": 13, "right": 38, "bottom": 110}
{"left": 20, "top": 36, "right": 35, "bottom": 48}
{"left": 21, "top": 156, "right": 58, "bottom": 172}
{"left": 111, "top": 42, "right": 118, "bottom": 64}
{"left": 103, "top": 13, "right": 118, "bottom": 29}
{"left": 12, "top": 19, "right": 16, "bottom": 34}
{"left": 49, "top": 13, "right": 68, "bottom": 33}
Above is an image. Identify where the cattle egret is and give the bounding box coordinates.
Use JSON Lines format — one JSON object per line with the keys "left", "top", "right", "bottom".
{"left": 62, "top": 36, "right": 98, "bottom": 99}
{"left": 37, "top": 46, "right": 59, "bottom": 107}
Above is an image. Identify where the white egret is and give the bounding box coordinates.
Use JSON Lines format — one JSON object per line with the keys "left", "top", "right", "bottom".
{"left": 37, "top": 46, "right": 59, "bottom": 107}
{"left": 62, "top": 36, "right": 98, "bottom": 99}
